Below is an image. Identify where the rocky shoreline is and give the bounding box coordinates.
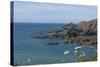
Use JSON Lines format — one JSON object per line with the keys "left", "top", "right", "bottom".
{"left": 32, "top": 19, "right": 97, "bottom": 46}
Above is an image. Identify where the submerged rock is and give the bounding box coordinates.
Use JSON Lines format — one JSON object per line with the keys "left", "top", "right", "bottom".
{"left": 47, "top": 41, "right": 59, "bottom": 45}
{"left": 32, "top": 35, "right": 49, "bottom": 39}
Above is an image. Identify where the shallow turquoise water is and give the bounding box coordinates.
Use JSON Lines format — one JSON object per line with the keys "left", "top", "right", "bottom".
{"left": 13, "top": 23, "right": 97, "bottom": 65}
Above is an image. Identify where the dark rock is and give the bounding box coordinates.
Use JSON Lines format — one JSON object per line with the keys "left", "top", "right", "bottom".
{"left": 47, "top": 41, "right": 59, "bottom": 45}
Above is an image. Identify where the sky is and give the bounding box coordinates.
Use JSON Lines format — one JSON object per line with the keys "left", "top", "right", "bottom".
{"left": 13, "top": 1, "right": 97, "bottom": 23}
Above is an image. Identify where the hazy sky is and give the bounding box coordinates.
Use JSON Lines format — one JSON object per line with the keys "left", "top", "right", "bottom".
{"left": 13, "top": 1, "right": 97, "bottom": 23}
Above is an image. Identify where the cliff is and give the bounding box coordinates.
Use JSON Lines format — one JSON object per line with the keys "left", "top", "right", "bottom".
{"left": 32, "top": 19, "right": 97, "bottom": 45}
{"left": 79, "top": 19, "right": 97, "bottom": 35}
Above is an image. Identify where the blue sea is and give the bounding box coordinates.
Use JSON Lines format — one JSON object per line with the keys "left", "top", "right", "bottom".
{"left": 13, "top": 23, "right": 97, "bottom": 66}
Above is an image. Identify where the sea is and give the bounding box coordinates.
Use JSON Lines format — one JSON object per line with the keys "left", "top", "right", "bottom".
{"left": 13, "top": 23, "right": 97, "bottom": 66}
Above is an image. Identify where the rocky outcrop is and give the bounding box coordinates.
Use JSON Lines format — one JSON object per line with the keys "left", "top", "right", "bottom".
{"left": 79, "top": 19, "right": 97, "bottom": 35}
{"left": 32, "top": 19, "right": 97, "bottom": 45}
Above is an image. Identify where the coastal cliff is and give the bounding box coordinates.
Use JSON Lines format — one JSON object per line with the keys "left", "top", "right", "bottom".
{"left": 32, "top": 19, "right": 97, "bottom": 45}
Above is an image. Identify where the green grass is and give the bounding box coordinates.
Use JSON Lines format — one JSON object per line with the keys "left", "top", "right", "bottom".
{"left": 88, "top": 55, "right": 97, "bottom": 61}
{"left": 83, "top": 55, "right": 97, "bottom": 62}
